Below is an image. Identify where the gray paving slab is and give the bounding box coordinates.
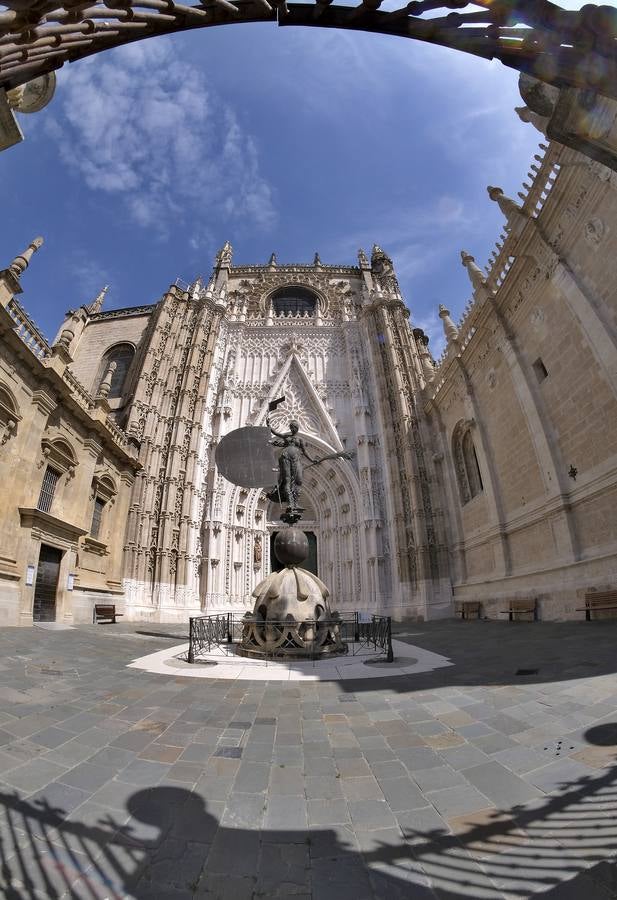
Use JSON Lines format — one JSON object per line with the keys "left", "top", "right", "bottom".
{"left": 2, "top": 620, "right": 617, "bottom": 899}
{"left": 462, "top": 760, "right": 545, "bottom": 807}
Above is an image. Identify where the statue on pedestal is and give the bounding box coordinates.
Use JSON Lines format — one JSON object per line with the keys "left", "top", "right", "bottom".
{"left": 215, "top": 395, "right": 354, "bottom": 658}
{"left": 265, "top": 408, "right": 352, "bottom": 524}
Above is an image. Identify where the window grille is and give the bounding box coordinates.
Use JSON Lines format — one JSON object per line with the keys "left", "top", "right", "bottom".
{"left": 90, "top": 497, "right": 105, "bottom": 539}
{"left": 37, "top": 466, "right": 61, "bottom": 513}
{"left": 271, "top": 287, "right": 317, "bottom": 317}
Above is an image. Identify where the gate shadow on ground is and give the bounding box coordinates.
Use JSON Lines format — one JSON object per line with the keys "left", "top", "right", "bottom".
{"left": 1, "top": 725, "right": 617, "bottom": 898}
{"left": 351, "top": 619, "right": 617, "bottom": 695}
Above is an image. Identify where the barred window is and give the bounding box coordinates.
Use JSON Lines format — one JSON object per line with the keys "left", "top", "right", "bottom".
{"left": 90, "top": 497, "right": 106, "bottom": 539}
{"left": 37, "top": 466, "right": 61, "bottom": 513}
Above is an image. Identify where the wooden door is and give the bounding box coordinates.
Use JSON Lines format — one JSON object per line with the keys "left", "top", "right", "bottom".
{"left": 33, "top": 545, "right": 62, "bottom": 622}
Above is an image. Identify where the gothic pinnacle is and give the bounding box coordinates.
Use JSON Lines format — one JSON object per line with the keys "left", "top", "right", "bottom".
{"left": 439, "top": 304, "right": 459, "bottom": 344}
{"left": 487, "top": 185, "right": 530, "bottom": 234}
{"left": 8, "top": 236, "right": 43, "bottom": 278}
{"left": 87, "top": 285, "right": 108, "bottom": 314}
{"left": 460, "top": 250, "right": 489, "bottom": 294}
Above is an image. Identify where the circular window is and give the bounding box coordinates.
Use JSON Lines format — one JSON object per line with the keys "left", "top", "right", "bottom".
{"left": 271, "top": 286, "right": 317, "bottom": 317}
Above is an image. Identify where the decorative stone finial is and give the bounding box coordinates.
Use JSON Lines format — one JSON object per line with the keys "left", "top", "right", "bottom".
{"left": 313, "top": 252, "right": 322, "bottom": 267}
{"left": 413, "top": 328, "right": 435, "bottom": 383}
{"left": 439, "top": 304, "right": 459, "bottom": 344}
{"left": 57, "top": 327, "right": 75, "bottom": 351}
{"left": 8, "top": 236, "right": 43, "bottom": 277}
{"left": 216, "top": 241, "right": 233, "bottom": 268}
{"left": 515, "top": 105, "right": 548, "bottom": 135}
{"left": 358, "top": 248, "right": 369, "bottom": 268}
{"left": 97, "top": 360, "right": 117, "bottom": 400}
{"left": 487, "top": 185, "right": 531, "bottom": 234}
{"left": 268, "top": 252, "right": 277, "bottom": 268}
{"left": 460, "top": 250, "right": 489, "bottom": 294}
{"left": 87, "top": 285, "right": 108, "bottom": 315}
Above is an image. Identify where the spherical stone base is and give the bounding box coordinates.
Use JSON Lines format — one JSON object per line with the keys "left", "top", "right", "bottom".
{"left": 239, "top": 565, "right": 346, "bottom": 659}
{"left": 273, "top": 528, "right": 308, "bottom": 567}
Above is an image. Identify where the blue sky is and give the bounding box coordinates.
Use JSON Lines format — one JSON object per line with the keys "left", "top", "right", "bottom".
{"left": 1, "top": 1, "right": 591, "bottom": 355}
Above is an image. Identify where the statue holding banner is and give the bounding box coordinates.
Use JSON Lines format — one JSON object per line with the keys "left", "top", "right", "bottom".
{"left": 264, "top": 403, "right": 353, "bottom": 522}
{"left": 214, "top": 395, "right": 354, "bottom": 658}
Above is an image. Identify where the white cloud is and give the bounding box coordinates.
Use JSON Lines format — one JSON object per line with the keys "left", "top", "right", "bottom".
{"left": 45, "top": 40, "right": 276, "bottom": 236}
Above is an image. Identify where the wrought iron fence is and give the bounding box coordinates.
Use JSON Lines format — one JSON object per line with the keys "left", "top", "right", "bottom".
{"left": 187, "top": 612, "right": 393, "bottom": 664}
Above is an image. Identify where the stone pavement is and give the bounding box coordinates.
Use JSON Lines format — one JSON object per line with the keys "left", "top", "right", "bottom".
{"left": 0, "top": 620, "right": 617, "bottom": 899}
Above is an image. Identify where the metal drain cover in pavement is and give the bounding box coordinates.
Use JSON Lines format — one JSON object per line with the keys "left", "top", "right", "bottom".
{"left": 542, "top": 739, "right": 577, "bottom": 757}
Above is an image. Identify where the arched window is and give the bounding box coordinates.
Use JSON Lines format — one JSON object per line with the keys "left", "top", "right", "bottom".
{"left": 271, "top": 287, "right": 317, "bottom": 318}
{"left": 453, "top": 421, "right": 483, "bottom": 505}
{"left": 95, "top": 343, "right": 135, "bottom": 400}
{"left": 89, "top": 473, "right": 117, "bottom": 542}
{"left": 36, "top": 439, "right": 78, "bottom": 513}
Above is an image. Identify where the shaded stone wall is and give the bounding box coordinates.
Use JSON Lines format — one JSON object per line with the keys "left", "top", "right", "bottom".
{"left": 426, "top": 140, "right": 617, "bottom": 619}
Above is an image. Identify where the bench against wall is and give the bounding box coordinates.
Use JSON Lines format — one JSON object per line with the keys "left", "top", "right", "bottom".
{"left": 500, "top": 599, "right": 538, "bottom": 622}
{"left": 92, "top": 604, "right": 123, "bottom": 624}
{"left": 455, "top": 601, "right": 481, "bottom": 620}
{"left": 578, "top": 590, "right": 617, "bottom": 621}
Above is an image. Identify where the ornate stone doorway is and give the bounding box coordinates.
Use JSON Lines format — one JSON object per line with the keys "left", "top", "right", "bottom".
{"left": 270, "top": 531, "right": 317, "bottom": 577}
{"left": 32, "top": 544, "right": 62, "bottom": 622}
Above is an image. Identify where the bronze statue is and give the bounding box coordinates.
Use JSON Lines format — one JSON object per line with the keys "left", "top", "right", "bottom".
{"left": 265, "top": 413, "right": 353, "bottom": 515}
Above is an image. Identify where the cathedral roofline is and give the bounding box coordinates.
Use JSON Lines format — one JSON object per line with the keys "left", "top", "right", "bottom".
{"left": 230, "top": 264, "right": 360, "bottom": 276}
{"left": 89, "top": 303, "right": 154, "bottom": 321}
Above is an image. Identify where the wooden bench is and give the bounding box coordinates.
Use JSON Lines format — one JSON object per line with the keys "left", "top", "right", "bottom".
{"left": 501, "top": 599, "right": 538, "bottom": 621}
{"left": 578, "top": 591, "right": 617, "bottom": 621}
{"left": 93, "top": 604, "right": 123, "bottom": 624}
{"left": 455, "top": 601, "right": 481, "bottom": 620}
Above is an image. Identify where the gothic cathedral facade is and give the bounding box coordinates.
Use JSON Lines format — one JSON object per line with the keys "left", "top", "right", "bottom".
{"left": 1, "top": 137, "right": 616, "bottom": 625}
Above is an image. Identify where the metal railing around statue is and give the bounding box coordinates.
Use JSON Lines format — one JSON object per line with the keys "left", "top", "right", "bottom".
{"left": 187, "top": 612, "right": 394, "bottom": 665}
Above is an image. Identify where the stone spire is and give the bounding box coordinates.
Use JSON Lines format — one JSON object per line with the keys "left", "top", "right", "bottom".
{"left": 313, "top": 252, "right": 322, "bottom": 267}
{"left": 357, "top": 248, "right": 369, "bottom": 268}
{"left": 268, "top": 252, "right": 277, "bottom": 268}
{"left": 487, "top": 185, "right": 530, "bottom": 236}
{"left": 461, "top": 250, "right": 490, "bottom": 296}
{"left": 8, "top": 236, "right": 43, "bottom": 278}
{"left": 216, "top": 241, "right": 233, "bottom": 268}
{"left": 87, "top": 285, "right": 108, "bottom": 315}
{"left": 439, "top": 305, "right": 459, "bottom": 345}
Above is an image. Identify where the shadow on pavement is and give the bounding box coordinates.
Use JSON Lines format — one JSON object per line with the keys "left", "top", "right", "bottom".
{"left": 1, "top": 722, "right": 616, "bottom": 899}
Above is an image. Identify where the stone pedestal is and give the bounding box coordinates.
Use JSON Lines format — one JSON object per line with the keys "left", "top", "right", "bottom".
{"left": 237, "top": 527, "right": 347, "bottom": 659}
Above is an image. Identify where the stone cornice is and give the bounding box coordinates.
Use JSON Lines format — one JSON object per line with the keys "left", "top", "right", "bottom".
{"left": 230, "top": 264, "right": 359, "bottom": 276}
{"left": 89, "top": 304, "right": 154, "bottom": 321}
{"left": 19, "top": 507, "right": 88, "bottom": 542}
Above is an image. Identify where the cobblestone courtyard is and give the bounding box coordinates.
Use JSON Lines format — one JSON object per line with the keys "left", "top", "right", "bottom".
{"left": 1, "top": 620, "right": 617, "bottom": 898}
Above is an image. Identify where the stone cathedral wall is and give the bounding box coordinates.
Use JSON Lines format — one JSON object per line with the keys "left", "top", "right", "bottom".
{"left": 2, "top": 130, "right": 616, "bottom": 626}
{"left": 427, "top": 140, "right": 617, "bottom": 620}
